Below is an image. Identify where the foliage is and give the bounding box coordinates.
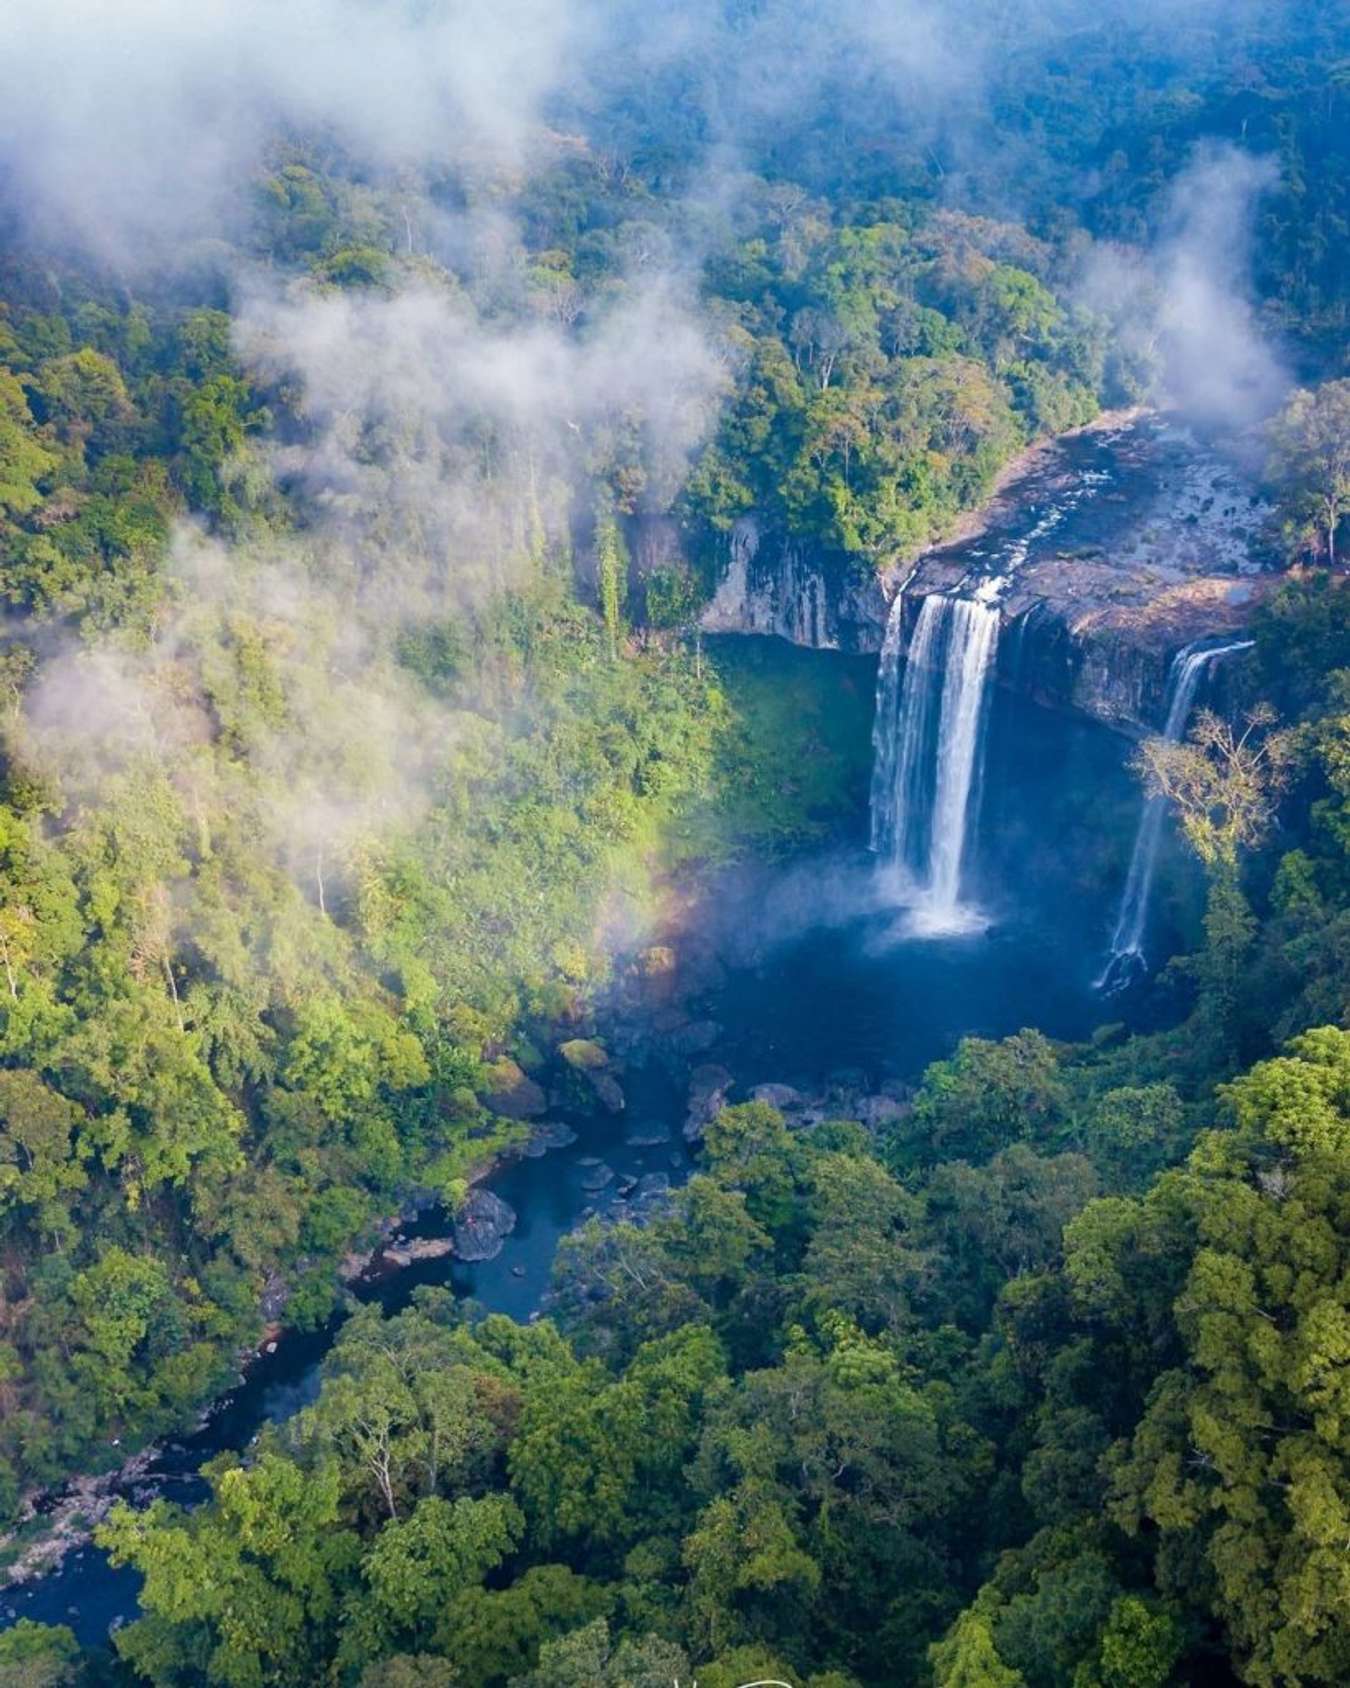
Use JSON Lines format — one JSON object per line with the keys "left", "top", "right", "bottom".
{"left": 1267, "top": 381, "right": 1350, "bottom": 566}
{"left": 1, "top": 18, "right": 1349, "bottom": 1688}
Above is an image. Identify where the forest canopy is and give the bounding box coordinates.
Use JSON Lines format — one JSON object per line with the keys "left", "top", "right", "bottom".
{"left": 0, "top": 0, "right": 1346, "bottom": 1684}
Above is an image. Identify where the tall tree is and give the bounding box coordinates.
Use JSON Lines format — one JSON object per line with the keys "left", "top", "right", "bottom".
{"left": 1268, "top": 381, "right": 1350, "bottom": 566}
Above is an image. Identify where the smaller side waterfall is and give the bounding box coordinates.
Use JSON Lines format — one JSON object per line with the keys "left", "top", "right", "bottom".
{"left": 1097, "top": 638, "right": 1254, "bottom": 991}
{"left": 870, "top": 592, "right": 1000, "bottom": 932}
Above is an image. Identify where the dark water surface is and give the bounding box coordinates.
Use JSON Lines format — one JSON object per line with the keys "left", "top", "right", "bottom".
{"left": 703, "top": 689, "right": 1153, "bottom": 1092}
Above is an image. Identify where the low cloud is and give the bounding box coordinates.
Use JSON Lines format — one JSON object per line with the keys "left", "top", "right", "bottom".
{"left": 1077, "top": 142, "right": 1286, "bottom": 428}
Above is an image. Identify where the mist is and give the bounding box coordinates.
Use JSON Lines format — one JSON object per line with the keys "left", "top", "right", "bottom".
{"left": 0, "top": 0, "right": 1306, "bottom": 927}
{"left": 1, "top": 0, "right": 1304, "bottom": 264}
{"left": 1076, "top": 141, "right": 1287, "bottom": 430}
{"left": 0, "top": 0, "right": 585, "bottom": 261}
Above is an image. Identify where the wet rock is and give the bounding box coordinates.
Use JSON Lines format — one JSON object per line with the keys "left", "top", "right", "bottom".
{"left": 587, "top": 1071, "right": 626, "bottom": 1113}
{"left": 578, "top": 1162, "right": 617, "bottom": 1192}
{"left": 559, "top": 1038, "right": 609, "bottom": 1071}
{"left": 452, "top": 1189, "right": 518, "bottom": 1262}
{"left": 667, "top": 1019, "right": 721, "bottom": 1056}
{"left": 855, "top": 1094, "right": 908, "bottom": 1129}
{"left": 635, "top": 1172, "right": 671, "bottom": 1198}
{"left": 625, "top": 1123, "right": 670, "bottom": 1147}
{"left": 402, "top": 1237, "right": 455, "bottom": 1263}
{"left": 511, "top": 1264, "right": 527, "bottom": 1277}
{"left": 259, "top": 1272, "right": 290, "bottom": 1322}
{"left": 751, "top": 1083, "right": 803, "bottom": 1109}
{"left": 482, "top": 1058, "right": 546, "bottom": 1120}
{"left": 695, "top": 511, "right": 888, "bottom": 652}
{"left": 685, "top": 1063, "right": 734, "bottom": 1140}
{"left": 520, "top": 1119, "right": 580, "bottom": 1159}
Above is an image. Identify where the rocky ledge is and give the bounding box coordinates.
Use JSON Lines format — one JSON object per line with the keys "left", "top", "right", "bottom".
{"left": 683, "top": 411, "right": 1274, "bottom": 736}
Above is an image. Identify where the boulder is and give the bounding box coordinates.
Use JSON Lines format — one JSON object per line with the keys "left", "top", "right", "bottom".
{"left": 521, "top": 1120, "right": 579, "bottom": 1158}
{"left": 403, "top": 1237, "right": 454, "bottom": 1262}
{"left": 587, "top": 1071, "right": 626, "bottom": 1114}
{"left": 259, "top": 1271, "right": 291, "bottom": 1320}
{"left": 667, "top": 1020, "right": 722, "bottom": 1056}
{"left": 751, "top": 1083, "right": 804, "bottom": 1109}
{"left": 685, "top": 1063, "right": 734, "bottom": 1141}
{"left": 482, "top": 1058, "right": 546, "bottom": 1120}
{"left": 855, "top": 1094, "right": 908, "bottom": 1129}
{"left": 452, "top": 1189, "right": 517, "bottom": 1262}
{"left": 559, "top": 1038, "right": 609, "bottom": 1071}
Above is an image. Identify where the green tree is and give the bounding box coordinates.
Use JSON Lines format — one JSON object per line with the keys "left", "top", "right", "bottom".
{"left": 0, "top": 373, "right": 56, "bottom": 517}
{"left": 930, "top": 1606, "right": 1026, "bottom": 1688}
{"left": 595, "top": 503, "right": 628, "bottom": 661}
{"left": 508, "top": 1618, "right": 690, "bottom": 1688}
{"left": 1100, "top": 1032, "right": 1350, "bottom": 1684}
{"left": 0, "top": 1621, "right": 80, "bottom": 1688}
{"left": 100, "top": 1453, "right": 361, "bottom": 1688}
{"left": 1267, "top": 380, "right": 1350, "bottom": 565}
{"left": 889, "top": 1031, "right": 1067, "bottom": 1172}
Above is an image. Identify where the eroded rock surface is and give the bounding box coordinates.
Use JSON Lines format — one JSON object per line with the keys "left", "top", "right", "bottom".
{"left": 691, "top": 412, "right": 1272, "bottom": 736}
{"left": 452, "top": 1189, "right": 518, "bottom": 1261}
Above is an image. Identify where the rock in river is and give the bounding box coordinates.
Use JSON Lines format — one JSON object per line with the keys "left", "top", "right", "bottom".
{"left": 452, "top": 1189, "right": 518, "bottom": 1261}
{"left": 587, "top": 1070, "right": 626, "bottom": 1113}
{"left": 520, "top": 1121, "right": 579, "bottom": 1158}
{"left": 625, "top": 1122, "right": 670, "bottom": 1147}
{"left": 751, "top": 1083, "right": 803, "bottom": 1109}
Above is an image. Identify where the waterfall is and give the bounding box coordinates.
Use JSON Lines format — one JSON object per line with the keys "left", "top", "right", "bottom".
{"left": 870, "top": 592, "right": 1000, "bottom": 932}
{"left": 1097, "top": 638, "right": 1254, "bottom": 992}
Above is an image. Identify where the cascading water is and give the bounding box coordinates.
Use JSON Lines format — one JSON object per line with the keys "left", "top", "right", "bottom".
{"left": 1097, "top": 638, "right": 1254, "bottom": 992}
{"left": 870, "top": 591, "right": 1000, "bottom": 933}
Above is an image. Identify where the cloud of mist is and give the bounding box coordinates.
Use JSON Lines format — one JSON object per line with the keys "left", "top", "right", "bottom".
{"left": 236, "top": 270, "right": 732, "bottom": 594}
{"left": 14, "top": 255, "right": 731, "bottom": 917}
{"left": 0, "top": 0, "right": 1002, "bottom": 267}
{"left": 18, "top": 523, "right": 466, "bottom": 914}
{"left": 0, "top": 0, "right": 584, "bottom": 260}
{"left": 1154, "top": 144, "right": 1285, "bottom": 425}
{"left": 1077, "top": 142, "right": 1286, "bottom": 428}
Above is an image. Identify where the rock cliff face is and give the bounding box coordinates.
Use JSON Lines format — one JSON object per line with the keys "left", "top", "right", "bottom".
{"left": 691, "top": 412, "right": 1273, "bottom": 736}
{"left": 697, "top": 516, "right": 889, "bottom": 651}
